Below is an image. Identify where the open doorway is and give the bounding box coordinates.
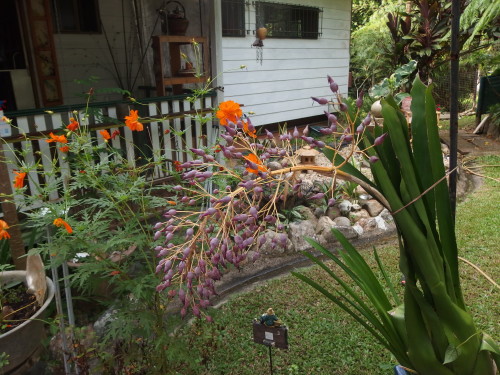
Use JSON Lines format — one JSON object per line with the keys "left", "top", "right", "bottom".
{"left": 0, "top": 0, "right": 36, "bottom": 111}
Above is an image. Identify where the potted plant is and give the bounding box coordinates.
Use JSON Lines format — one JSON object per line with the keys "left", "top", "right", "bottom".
{"left": 292, "top": 77, "right": 500, "bottom": 374}
{"left": 0, "top": 254, "right": 55, "bottom": 374}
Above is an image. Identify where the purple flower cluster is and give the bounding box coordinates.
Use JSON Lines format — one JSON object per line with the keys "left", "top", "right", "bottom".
{"left": 153, "top": 76, "right": 386, "bottom": 320}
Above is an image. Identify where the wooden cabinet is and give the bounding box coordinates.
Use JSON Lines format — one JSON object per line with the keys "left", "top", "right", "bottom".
{"left": 152, "top": 35, "right": 209, "bottom": 96}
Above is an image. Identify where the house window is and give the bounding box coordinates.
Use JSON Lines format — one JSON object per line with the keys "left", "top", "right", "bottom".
{"left": 255, "top": 1, "right": 322, "bottom": 39}
{"left": 52, "top": 0, "right": 100, "bottom": 33}
{"left": 221, "top": 0, "right": 245, "bottom": 37}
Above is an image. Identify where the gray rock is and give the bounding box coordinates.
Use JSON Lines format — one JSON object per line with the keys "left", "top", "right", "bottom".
{"left": 289, "top": 220, "right": 320, "bottom": 252}
{"left": 351, "top": 203, "right": 362, "bottom": 211}
{"left": 257, "top": 230, "right": 292, "bottom": 256}
{"left": 378, "top": 208, "right": 393, "bottom": 222}
{"left": 363, "top": 199, "right": 384, "bottom": 217}
{"left": 314, "top": 207, "right": 325, "bottom": 218}
{"left": 315, "top": 216, "right": 337, "bottom": 244}
{"left": 326, "top": 206, "right": 341, "bottom": 220}
{"left": 267, "top": 161, "right": 282, "bottom": 171}
{"left": 333, "top": 216, "right": 351, "bottom": 227}
{"left": 352, "top": 223, "right": 364, "bottom": 236}
{"left": 350, "top": 209, "right": 371, "bottom": 222}
{"left": 94, "top": 307, "right": 118, "bottom": 337}
{"left": 338, "top": 200, "right": 353, "bottom": 216}
{"left": 335, "top": 225, "right": 359, "bottom": 240}
{"left": 294, "top": 205, "right": 317, "bottom": 223}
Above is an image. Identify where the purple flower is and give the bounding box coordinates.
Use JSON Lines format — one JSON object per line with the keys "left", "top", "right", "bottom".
{"left": 328, "top": 198, "right": 336, "bottom": 206}
{"left": 293, "top": 127, "right": 299, "bottom": 138}
{"left": 265, "top": 129, "right": 274, "bottom": 140}
{"left": 313, "top": 140, "right": 325, "bottom": 148}
{"left": 369, "top": 155, "right": 380, "bottom": 164}
{"left": 200, "top": 207, "right": 217, "bottom": 218}
{"left": 330, "top": 81, "right": 339, "bottom": 93}
{"left": 362, "top": 114, "right": 371, "bottom": 126}
{"left": 173, "top": 185, "right": 183, "bottom": 191}
{"left": 303, "top": 125, "right": 309, "bottom": 136}
{"left": 339, "top": 102, "right": 348, "bottom": 112}
{"left": 355, "top": 91, "right": 364, "bottom": 108}
{"left": 356, "top": 124, "right": 364, "bottom": 134}
{"left": 190, "top": 148, "right": 206, "bottom": 157}
{"left": 311, "top": 97, "right": 329, "bottom": 105}
{"left": 344, "top": 134, "right": 353, "bottom": 142}
{"left": 320, "top": 127, "right": 333, "bottom": 135}
{"left": 374, "top": 133, "right": 388, "bottom": 146}
{"left": 310, "top": 192, "right": 325, "bottom": 199}
{"left": 221, "top": 133, "right": 233, "bottom": 144}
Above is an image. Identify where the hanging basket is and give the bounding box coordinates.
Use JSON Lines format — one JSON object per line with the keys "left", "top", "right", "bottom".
{"left": 165, "top": 1, "right": 189, "bottom": 36}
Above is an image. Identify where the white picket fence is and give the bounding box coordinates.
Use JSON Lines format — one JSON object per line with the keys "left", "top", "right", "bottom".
{"left": 1, "top": 94, "right": 216, "bottom": 211}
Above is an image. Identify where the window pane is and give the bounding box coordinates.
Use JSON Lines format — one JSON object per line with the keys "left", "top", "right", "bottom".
{"left": 256, "top": 1, "right": 320, "bottom": 39}
{"left": 57, "top": 0, "right": 78, "bottom": 31}
{"left": 78, "top": 0, "right": 99, "bottom": 32}
{"left": 222, "top": 0, "right": 245, "bottom": 37}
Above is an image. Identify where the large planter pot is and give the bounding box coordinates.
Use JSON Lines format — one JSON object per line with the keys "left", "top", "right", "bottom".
{"left": 0, "top": 271, "right": 55, "bottom": 375}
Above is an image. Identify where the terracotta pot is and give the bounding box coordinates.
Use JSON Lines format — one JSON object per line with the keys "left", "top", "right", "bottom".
{"left": 0, "top": 271, "right": 55, "bottom": 374}
{"left": 257, "top": 27, "right": 268, "bottom": 40}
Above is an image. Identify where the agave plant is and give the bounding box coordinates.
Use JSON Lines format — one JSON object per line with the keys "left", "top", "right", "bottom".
{"left": 292, "top": 77, "right": 499, "bottom": 374}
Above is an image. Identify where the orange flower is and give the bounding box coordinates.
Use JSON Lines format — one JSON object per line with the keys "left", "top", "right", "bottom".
{"left": 216, "top": 100, "right": 242, "bottom": 126}
{"left": 46, "top": 132, "right": 68, "bottom": 144}
{"left": 243, "top": 121, "right": 257, "bottom": 138}
{"left": 59, "top": 146, "right": 70, "bottom": 153}
{"left": 100, "top": 130, "right": 111, "bottom": 141}
{"left": 243, "top": 153, "right": 267, "bottom": 175}
{"left": 0, "top": 220, "right": 10, "bottom": 240}
{"left": 167, "top": 200, "right": 176, "bottom": 205}
{"left": 125, "top": 110, "right": 144, "bottom": 131}
{"left": 110, "top": 270, "right": 121, "bottom": 276}
{"left": 13, "top": 171, "right": 26, "bottom": 189}
{"left": 53, "top": 218, "right": 73, "bottom": 234}
{"left": 66, "top": 117, "right": 79, "bottom": 131}
{"left": 173, "top": 160, "right": 182, "bottom": 172}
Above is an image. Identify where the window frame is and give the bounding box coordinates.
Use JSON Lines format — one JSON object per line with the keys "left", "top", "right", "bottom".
{"left": 221, "top": 0, "right": 246, "bottom": 37}
{"left": 52, "top": 0, "right": 101, "bottom": 34}
{"left": 255, "top": 1, "right": 322, "bottom": 40}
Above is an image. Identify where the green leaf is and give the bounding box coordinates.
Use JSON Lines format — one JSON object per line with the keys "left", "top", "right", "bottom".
{"left": 443, "top": 345, "right": 459, "bottom": 365}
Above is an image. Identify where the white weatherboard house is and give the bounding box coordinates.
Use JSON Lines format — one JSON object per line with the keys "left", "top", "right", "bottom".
{"left": 1, "top": 0, "right": 351, "bottom": 128}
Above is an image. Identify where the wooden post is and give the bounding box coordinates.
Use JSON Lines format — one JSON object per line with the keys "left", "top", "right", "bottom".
{"left": 0, "top": 145, "right": 26, "bottom": 269}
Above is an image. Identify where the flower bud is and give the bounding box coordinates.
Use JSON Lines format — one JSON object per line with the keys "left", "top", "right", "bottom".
{"left": 293, "top": 127, "right": 299, "bottom": 138}
{"left": 339, "top": 102, "right": 348, "bottom": 112}
{"left": 369, "top": 155, "right": 380, "bottom": 164}
{"left": 265, "top": 129, "right": 274, "bottom": 140}
{"left": 356, "top": 124, "right": 364, "bottom": 134}
{"left": 330, "top": 81, "right": 339, "bottom": 93}
{"left": 312, "top": 97, "right": 329, "bottom": 105}
{"left": 310, "top": 192, "right": 325, "bottom": 199}
{"left": 320, "top": 127, "right": 333, "bottom": 135}
{"left": 190, "top": 148, "right": 206, "bottom": 157}
{"left": 328, "top": 198, "right": 336, "bottom": 206}
{"left": 362, "top": 114, "right": 371, "bottom": 127}
{"left": 374, "top": 133, "right": 388, "bottom": 146}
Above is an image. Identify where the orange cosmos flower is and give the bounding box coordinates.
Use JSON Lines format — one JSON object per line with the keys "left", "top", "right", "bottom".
{"left": 243, "top": 153, "right": 267, "bottom": 175}
{"left": 173, "top": 160, "right": 182, "bottom": 172}
{"left": 216, "top": 100, "right": 242, "bottom": 126}
{"left": 66, "top": 117, "right": 79, "bottom": 131}
{"left": 59, "top": 146, "right": 70, "bottom": 153}
{"left": 13, "top": 171, "right": 26, "bottom": 189}
{"left": 46, "top": 132, "right": 68, "bottom": 144}
{"left": 100, "top": 130, "right": 111, "bottom": 141}
{"left": 167, "top": 201, "right": 176, "bottom": 205}
{"left": 53, "top": 218, "right": 73, "bottom": 234}
{"left": 0, "top": 220, "right": 10, "bottom": 240}
{"left": 125, "top": 110, "right": 144, "bottom": 131}
{"left": 243, "top": 121, "right": 257, "bottom": 138}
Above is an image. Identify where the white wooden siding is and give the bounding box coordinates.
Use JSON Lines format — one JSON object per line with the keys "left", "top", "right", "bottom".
{"left": 220, "top": 0, "right": 352, "bottom": 126}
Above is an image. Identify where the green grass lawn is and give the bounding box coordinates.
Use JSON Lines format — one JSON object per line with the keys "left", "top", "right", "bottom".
{"left": 171, "top": 156, "right": 499, "bottom": 375}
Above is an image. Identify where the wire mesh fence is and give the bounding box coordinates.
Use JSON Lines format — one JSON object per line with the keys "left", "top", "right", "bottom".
{"left": 432, "top": 62, "right": 479, "bottom": 113}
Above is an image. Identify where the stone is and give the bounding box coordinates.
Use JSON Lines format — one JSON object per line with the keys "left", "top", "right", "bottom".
{"left": 351, "top": 203, "right": 362, "bottom": 211}
{"left": 288, "top": 220, "right": 320, "bottom": 252}
{"left": 338, "top": 200, "right": 353, "bottom": 216}
{"left": 314, "top": 207, "right": 325, "bottom": 219}
{"left": 315, "top": 216, "right": 337, "bottom": 245}
{"left": 267, "top": 161, "right": 282, "bottom": 171}
{"left": 294, "top": 205, "right": 317, "bottom": 224}
{"left": 378, "top": 208, "right": 393, "bottom": 222}
{"left": 350, "top": 209, "right": 370, "bottom": 222}
{"left": 333, "top": 216, "right": 351, "bottom": 227}
{"left": 326, "top": 206, "right": 341, "bottom": 220}
{"left": 335, "top": 225, "right": 359, "bottom": 240}
{"left": 363, "top": 199, "right": 384, "bottom": 217}
{"left": 258, "top": 230, "right": 293, "bottom": 256}
{"left": 352, "top": 223, "right": 364, "bottom": 236}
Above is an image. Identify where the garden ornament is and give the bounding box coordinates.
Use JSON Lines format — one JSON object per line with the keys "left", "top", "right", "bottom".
{"left": 252, "top": 27, "right": 268, "bottom": 64}
{"left": 260, "top": 308, "right": 281, "bottom": 327}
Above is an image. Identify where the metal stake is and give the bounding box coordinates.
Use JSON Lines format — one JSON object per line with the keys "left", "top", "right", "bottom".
{"left": 268, "top": 345, "right": 273, "bottom": 375}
